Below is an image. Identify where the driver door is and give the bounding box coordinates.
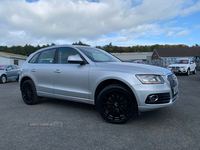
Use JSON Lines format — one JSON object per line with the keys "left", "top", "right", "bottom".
{"left": 54, "top": 47, "right": 90, "bottom": 101}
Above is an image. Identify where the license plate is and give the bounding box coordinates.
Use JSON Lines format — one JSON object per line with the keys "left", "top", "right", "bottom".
{"left": 173, "top": 86, "right": 179, "bottom": 95}
{"left": 172, "top": 69, "right": 178, "bottom": 72}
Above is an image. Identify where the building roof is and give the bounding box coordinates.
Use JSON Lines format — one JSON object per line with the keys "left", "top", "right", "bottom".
{"left": 155, "top": 47, "right": 200, "bottom": 58}
{"left": 0, "top": 51, "right": 28, "bottom": 60}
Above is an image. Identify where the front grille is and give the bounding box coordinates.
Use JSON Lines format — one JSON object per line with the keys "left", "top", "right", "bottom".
{"left": 167, "top": 74, "right": 178, "bottom": 97}
{"left": 167, "top": 74, "right": 178, "bottom": 88}
{"left": 172, "top": 66, "right": 179, "bottom": 69}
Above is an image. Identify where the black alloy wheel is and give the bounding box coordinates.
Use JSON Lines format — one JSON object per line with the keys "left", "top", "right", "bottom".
{"left": 21, "top": 80, "right": 40, "bottom": 105}
{"left": 97, "top": 85, "right": 136, "bottom": 124}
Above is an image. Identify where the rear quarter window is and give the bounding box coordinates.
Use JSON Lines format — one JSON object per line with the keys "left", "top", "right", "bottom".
{"left": 29, "top": 53, "right": 40, "bottom": 63}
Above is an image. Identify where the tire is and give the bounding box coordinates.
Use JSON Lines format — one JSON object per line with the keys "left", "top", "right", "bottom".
{"left": 21, "top": 80, "right": 41, "bottom": 105}
{"left": 97, "top": 84, "right": 136, "bottom": 124}
{"left": 186, "top": 69, "right": 190, "bottom": 76}
{"left": 193, "top": 68, "right": 197, "bottom": 74}
{"left": 0, "top": 75, "right": 7, "bottom": 84}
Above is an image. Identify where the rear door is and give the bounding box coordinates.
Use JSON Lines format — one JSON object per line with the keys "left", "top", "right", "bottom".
{"left": 5, "top": 65, "right": 13, "bottom": 80}
{"left": 11, "top": 65, "right": 19, "bottom": 78}
{"left": 28, "top": 49, "right": 57, "bottom": 98}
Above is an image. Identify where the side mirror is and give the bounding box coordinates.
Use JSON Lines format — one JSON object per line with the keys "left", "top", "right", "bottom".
{"left": 68, "top": 55, "right": 84, "bottom": 65}
{"left": 6, "top": 68, "right": 11, "bottom": 71}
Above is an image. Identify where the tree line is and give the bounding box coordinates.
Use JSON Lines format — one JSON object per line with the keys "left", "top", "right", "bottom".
{"left": 0, "top": 41, "right": 199, "bottom": 56}
{"left": 0, "top": 43, "right": 56, "bottom": 56}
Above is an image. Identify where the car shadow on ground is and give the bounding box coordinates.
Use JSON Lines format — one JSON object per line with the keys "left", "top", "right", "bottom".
{"left": 1, "top": 80, "right": 18, "bottom": 84}
{"left": 132, "top": 109, "right": 168, "bottom": 121}
{"left": 40, "top": 98, "right": 97, "bottom": 112}
{"left": 174, "top": 74, "right": 193, "bottom": 76}
{"left": 40, "top": 97, "right": 170, "bottom": 124}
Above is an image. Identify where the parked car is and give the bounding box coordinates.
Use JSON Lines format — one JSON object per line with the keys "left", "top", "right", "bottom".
{"left": 19, "top": 45, "right": 179, "bottom": 124}
{"left": 122, "top": 60, "right": 133, "bottom": 62}
{"left": 133, "top": 60, "right": 145, "bottom": 64}
{"left": 193, "top": 56, "right": 200, "bottom": 70}
{"left": 0, "top": 65, "right": 20, "bottom": 83}
{"left": 167, "top": 59, "right": 196, "bottom": 76}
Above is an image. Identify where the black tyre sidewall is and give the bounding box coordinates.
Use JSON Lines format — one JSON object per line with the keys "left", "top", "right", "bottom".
{"left": 186, "top": 69, "right": 190, "bottom": 76}
{"left": 97, "top": 85, "right": 136, "bottom": 124}
{"left": 193, "top": 69, "right": 196, "bottom": 74}
{"left": 21, "top": 80, "right": 40, "bottom": 105}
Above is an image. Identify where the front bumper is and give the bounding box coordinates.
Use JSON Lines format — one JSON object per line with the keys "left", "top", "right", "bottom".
{"left": 138, "top": 93, "right": 178, "bottom": 112}
{"left": 168, "top": 68, "right": 187, "bottom": 74}
{"left": 133, "top": 74, "right": 179, "bottom": 112}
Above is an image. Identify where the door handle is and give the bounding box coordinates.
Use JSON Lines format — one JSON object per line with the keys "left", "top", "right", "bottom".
{"left": 31, "top": 69, "right": 36, "bottom": 72}
{"left": 55, "top": 69, "right": 61, "bottom": 73}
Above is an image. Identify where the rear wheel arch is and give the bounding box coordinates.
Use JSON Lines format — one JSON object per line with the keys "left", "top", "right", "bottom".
{"left": 20, "top": 76, "right": 34, "bottom": 90}
{"left": 21, "top": 79, "right": 41, "bottom": 105}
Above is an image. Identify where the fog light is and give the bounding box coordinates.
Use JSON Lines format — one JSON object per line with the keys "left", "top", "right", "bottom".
{"left": 149, "top": 95, "right": 159, "bottom": 102}
{"left": 146, "top": 93, "right": 170, "bottom": 104}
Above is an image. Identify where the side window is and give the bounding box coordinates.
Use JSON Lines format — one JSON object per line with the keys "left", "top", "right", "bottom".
{"left": 7, "top": 66, "right": 12, "bottom": 71}
{"left": 58, "top": 48, "right": 80, "bottom": 64}
{"left": 11, "top": 65, "right": 17, "bottom": 69}
{"left": 29, "top": 53, "right": 40, "bottom": 63}
{"left": 38, "top": 49, "right": 56, "bottom": 64}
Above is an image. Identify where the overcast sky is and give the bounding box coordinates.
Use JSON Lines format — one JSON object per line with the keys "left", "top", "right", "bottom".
{"left": 0, "top": 0, "right": 200, "bottom": 47}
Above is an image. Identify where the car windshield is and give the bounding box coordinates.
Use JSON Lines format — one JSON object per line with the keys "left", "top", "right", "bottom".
{"left": 174, "top": 60, "right": 189, "bottom": 64}
{"left": 0, "top": 66, "right": 7, "bottom": 70}
{"left": 78, "top": 47, "right": 121, "bottom": 62}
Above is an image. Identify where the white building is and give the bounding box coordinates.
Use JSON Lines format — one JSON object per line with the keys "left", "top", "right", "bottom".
{"left": 112, "top": 52, "right": 153, "bottom": 62}
{"left": 0, "top": 52, "right": 28, "bottom": 67}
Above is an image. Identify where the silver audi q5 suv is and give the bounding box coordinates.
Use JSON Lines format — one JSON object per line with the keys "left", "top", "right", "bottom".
{"left": 19, "top": 45, "right": 179, "bottom": 124}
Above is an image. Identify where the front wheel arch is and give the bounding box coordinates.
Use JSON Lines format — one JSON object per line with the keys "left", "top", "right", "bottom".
{"left": 193, "top": 68, "right": 197, "bottom": 74}
{"left": 94, "top": 79, "right": 138, "bottom": 107}
{"left": 186, "top": 68, "right": 190, "bottom": 76}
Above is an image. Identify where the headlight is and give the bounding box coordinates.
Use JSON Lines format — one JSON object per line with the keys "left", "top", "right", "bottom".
{"left": 180, "top": 66, "right": 185, "bottom": 68}
{"left": 136, "top": 74, "right": 165, "bottom": 84}
{"left": 168, "top": 66, "right": 172, "bottom": 68}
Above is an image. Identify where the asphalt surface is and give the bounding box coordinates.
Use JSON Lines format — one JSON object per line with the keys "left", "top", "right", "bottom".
{"left": 0, "top": 72, "right": 200, "bottom": 150}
